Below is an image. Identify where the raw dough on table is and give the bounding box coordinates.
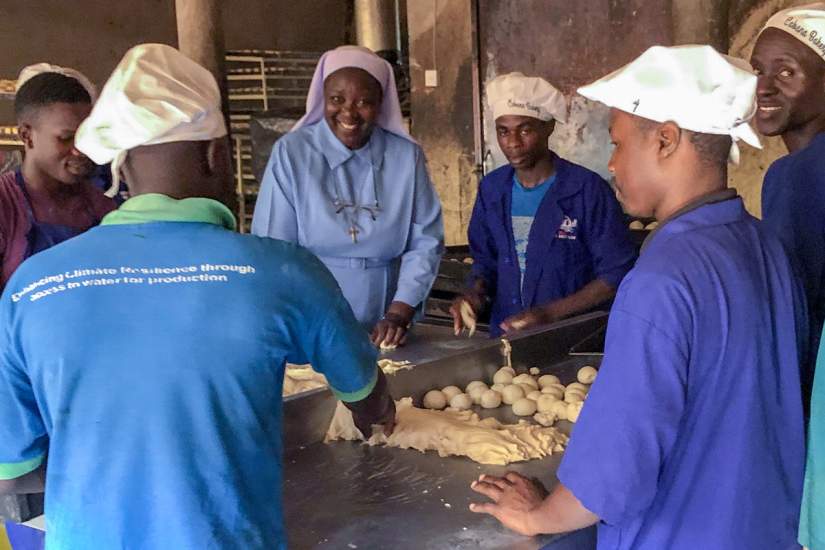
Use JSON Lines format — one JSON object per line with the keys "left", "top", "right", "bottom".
{"left": 441, "top": 385, "right": 463, "bottom": 401}
{"left": 538, "top": 374, "right": 561, "bottom": 388}
{"left": 480, "top": 389, "right": 502, "bottom": 409}
{"left": 629, "top": 220, "right": 645, "bottom": 230}
{"left": 423, "top": 390, "right": 448, "bottom": 410}
{"left": 491, "top": 383, "right": 506, "bottom": 393}
{"left": 564, "top": 389, "right": 586, "bottom": 403}
{"left": 550, "top": 400, "right": 569, "bottom": 421}
{"left": 282, "top": 364, "right": 328, "bottom": 397}
{"left": 377, "top": 358, "right": 414, "bottom": 375}
{"left": 536, "top": 394, "right": 559, "bottom": 412}
{"left": 526, "top": 390, "right": 543, "bottom": 401}
{"left": 326, "top": 397, "right": 568, "bottom": 465}
{"left": 566, "top": 382, "right": 589, "bottom": 394}
{"left": 493, "top": 369, "right": 514, "bottom": 385}
{"left": 502, "top": 384, "right": 525, "bottom": 405}
{"left": 449, "top": 393, "right": 473, "bottom": 411}
{"left": 465, "top": 380, "right": 488, "bottom": 394}
{"left": 533, "top": 411, "right": 557, "bottom": 427}
{"left": 513, "top": 374, "right": 539, "bottom": 389}
{"left": 512, "top": 397, "right": 538, "bottom": 416}
{"left": 577, "top": 366, "right": 598, "bottom": 384}
{"left": 517, "top": 383, "right": 536, "bottom": 396}
{"left": 529, "top": 367, "right": 541, "bottom": 376}
{"left": 541, "top": 386, "right": 565, "bottom": 399}
{"left": 567, "top": 401, "right": 584, "bottom": 422}
{"left": 468, "top": 384, "right": 489, "bottom": 405}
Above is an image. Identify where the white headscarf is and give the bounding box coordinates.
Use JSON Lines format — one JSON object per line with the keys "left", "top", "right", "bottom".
{"left": 16, "top": 63, "right": 97, "bottom": 102}
{"left": 74, "top": 43, "right": 227, "bottom": 197}
{"left": 292, "top": 45, "right": 412, "bottom": 142}
{"left": 761, "top": 3, "right": 825, "bottom": 61}
{"left": 486, "top": 72, "right": 568, "bottom": 123}
{"left": 577, "top": 45, "right": 761, "bottom": 164}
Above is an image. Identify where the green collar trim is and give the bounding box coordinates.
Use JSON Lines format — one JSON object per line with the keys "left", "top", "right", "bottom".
{"left": 101, "top": 193, "right": 237, "bottom": 231}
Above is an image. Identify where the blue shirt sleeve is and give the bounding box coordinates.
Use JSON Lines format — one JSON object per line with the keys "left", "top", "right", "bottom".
{"left": 285, "top": 248, "right": 379, "bottom": 402}
{"left": 557, "top": 270, "right": 689, "bottom": 525}
{"left": 583, "top": 178, "right": 636, "bottom": 288}
{"left": 0, "top": 296, "right": 48, "bottom": 479}
{"left": 468, "top": 179, "right": 498, "bottom": 289}
{"left": 391, "top": 148, "right": 445, "bottom": 308}
{"left": 251, "top": 141, "right": 299, "bottom": 242}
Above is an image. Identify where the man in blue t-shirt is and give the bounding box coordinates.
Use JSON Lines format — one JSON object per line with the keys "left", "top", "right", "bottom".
{"left": 0, "top": 44, "right": 395, "bottom": 550}
{"left": 469, "top": 46, "right": 805, "bottom": 550}
{"left": 451, "top": 72, "right": 635, "bottom": 337}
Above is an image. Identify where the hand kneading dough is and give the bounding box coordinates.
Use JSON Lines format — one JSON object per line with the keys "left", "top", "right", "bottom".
{"left": 465, "top": 380, "right": 488, "bottom": 394}
{"left": 567, "top": 401, "right": 584, "bottom": 422}
{"left": 541, "top": 386, "right": 565, "bottom": 399}
{"left": 536, "top": 394, "right": 559, "bottom": 412}
{"left": 512, "top": 374, "right": 539, "bottom": 389}
{"left": 512, "top": 397, "right": 538, "bottom": 416}
{"left": 493, "top": 369, "right": 514, "bottom": 385}
{"left": 550, "top": 400, "right": 569, "bottom": 420}
{"left": 501, "top": 384, "right": 525, "bottom": 404}
{"left": 441, "top": 385, "right": 463, "bottom": 401}
{"left": 449, "top": 393, "right": 473, "bottom": 410}
{"left": 526, "top": 390, "right": 543, "bottom": 401}
{"left": 480, "top": 389, "right": 502, "bottom": 409}
{"left": 577, "top": 366, "right": 598, "bottom": 384}
{"left": 529, "top": 367, "right": 540, "bottom": 376}
{"left": 423, "top": 390, "right": 448, "bottom": 410}
{"left": 538, "top": 374, "right": 561, "bottom": 388}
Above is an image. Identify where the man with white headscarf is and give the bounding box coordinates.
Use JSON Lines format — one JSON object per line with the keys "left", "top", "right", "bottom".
{"left": 451, "top": 72, "right": 635, "bottom": 337}
{"left": 469, "top": 45, "right": 806, "bottom": 550}
{"left": 251, "top": 45, "right": 444, "bottom": 350}
{"left": 0, "top": 44, "right": 395, "bottom": 550}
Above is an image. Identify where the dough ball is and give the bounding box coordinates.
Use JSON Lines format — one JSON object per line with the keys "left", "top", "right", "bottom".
{"left": 441, "top": 385, "right": 463, "bottom": 401}
{"left": 541, "top": 385, "right": 565, "bottom": 399}
{"left": 564, "top": 389, "right": 586, "bottom": 403}
{"left": 423, "top": 390, "right": 447, "bottom": 410}
{"left": 629, "top": 220, "right": 645, "bottom": 230}
{"left": 449, "top": 393, "right": 473, "bottom": 410}
{"left": 480, "top": 389, "right": 502, "bottom": 409}
{"left": 468, "top": 384, "right": 489, "bottom": 404}
{"left": 517, "top": 383, "right": 536, "bottom": 396}
{"left": 645, "top": 221, "right": 659, "bottom": 230}
{"left": 577, "top": 366, "right": 598, "bottom": 384}
{"left": 493, "top": 369, "right": 514, "bottom": 385}
{"left": 491, "top": 383, "right": 507, "bottom": 393}
{"left": 501, "top": 384, "right": 525, "bottom": 405}
{"left": 465, "top": 380, "right": 488, "bottom": 394}
{"left": 526, "top": 390, "right": 543, "bottom": 401}
{"left": 550, "top": 400, "right": 569, "bottom": 421}
{"left": 566, "top": 382, "right": 589, "bottom": 394}
{"left": 529, "top": 367, "right": 540, "bottom": 376}
{"left": 512, "top": 374, "right": 539, "bottom": 389}
{"left": 512, "top": 397, "right": 538, "bottom": 416}
{"left": 537, "top": 394, "right": 559, "bottom": 413}
{"left": 538, "top": 374, "right": 561, "bottom": 388}
{"left": 567, "top": 401, "right": 584, "bottom": 422}
{"left": 533, "top": 411, "right": 557, "bottom": 427}
{"left": 499, "top": 366, "right": 516, "bottom": 375}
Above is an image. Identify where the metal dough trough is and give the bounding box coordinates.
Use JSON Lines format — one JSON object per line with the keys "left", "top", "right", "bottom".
{"left": 281, "top": 313, "right": 607, "bottom": 549}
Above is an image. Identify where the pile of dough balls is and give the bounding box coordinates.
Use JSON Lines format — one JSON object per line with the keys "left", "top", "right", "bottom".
{"left": 422, "top": 365, "right": 599, "bottom": 427}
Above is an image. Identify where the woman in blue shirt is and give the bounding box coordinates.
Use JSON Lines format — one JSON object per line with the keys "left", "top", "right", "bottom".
{"left": 252, "top": 46, "right": 444, "bottom": 348}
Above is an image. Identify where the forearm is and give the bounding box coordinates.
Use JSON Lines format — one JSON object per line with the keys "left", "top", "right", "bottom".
{"left": 525, "top": 483, "right": 598, "bottom": 535}
{"left": 0, "top": 464, "right": 45, "bottom": 495}
{"left": 546, "top": 279, "right": 615, "bottom": 320}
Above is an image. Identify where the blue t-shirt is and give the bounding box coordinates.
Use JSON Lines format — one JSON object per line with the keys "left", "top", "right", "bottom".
{"left": 559, "top": 196, "right": 805, "bottom": 550}
{"left": 510, "top": 173, "right": 555, "bottom": 283}
{"left": 0, "top": 217, "right": 377, "bottom": 549}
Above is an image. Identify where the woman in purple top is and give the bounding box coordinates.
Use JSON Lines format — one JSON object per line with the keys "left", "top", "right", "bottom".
{"left": 0, "top": 67, "right": 115, "bottom": 291}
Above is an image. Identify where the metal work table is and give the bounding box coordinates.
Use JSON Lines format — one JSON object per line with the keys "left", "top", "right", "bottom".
{"left": 282, "top": 313, "right": 606, "bottom": 549}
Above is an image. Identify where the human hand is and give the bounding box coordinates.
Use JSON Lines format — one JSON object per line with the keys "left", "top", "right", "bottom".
{"left": 469, "top": 472, "right": 549, "bottom": 536}
{"left": 371, "top": 302, "right": 415, "bottom": 348}
{"left": 500, "top": 305, "right": 557, "bottom": 333}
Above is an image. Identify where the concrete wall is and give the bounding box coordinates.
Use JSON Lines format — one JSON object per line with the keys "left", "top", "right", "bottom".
{"left": 0, "top": 1, "right": 348, "bottom": 125}
{"left": 406, "top": 0, "right": 478, "bottom": 246}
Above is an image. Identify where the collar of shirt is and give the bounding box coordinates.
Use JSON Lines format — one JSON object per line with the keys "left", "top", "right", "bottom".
{"left": 641, "top": 188, "right": 740, "bottom": 253}
{"left": 99, "top": 193, "right": 237, "bottom": 230}
{"left": 317, "top": 118, "right": 386, "bottom": 170}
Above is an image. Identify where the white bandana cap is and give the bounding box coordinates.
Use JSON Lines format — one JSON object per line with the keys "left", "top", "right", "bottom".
{"left": 761, "top": 3, "right": 825, "bottom": 61}
{"left": 486, "top": 72, "right": 568, "bottom": 123}
{"left": 16, "top": 63, "right": 97, "bottom": 102}
{"left": 74, "top": 43, "right": 227, "bottom": 197}
{"left": 577, "top": 45, "right": 761, "bottom": 164}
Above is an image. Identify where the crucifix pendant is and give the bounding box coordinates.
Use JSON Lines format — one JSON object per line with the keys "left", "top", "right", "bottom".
{"left": 348, "top": 225, "right": 359, "bottom": 243}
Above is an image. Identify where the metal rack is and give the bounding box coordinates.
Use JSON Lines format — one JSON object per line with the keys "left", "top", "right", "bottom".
{"left": 225, "top": 50, "right": 321, "bottom": 232}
